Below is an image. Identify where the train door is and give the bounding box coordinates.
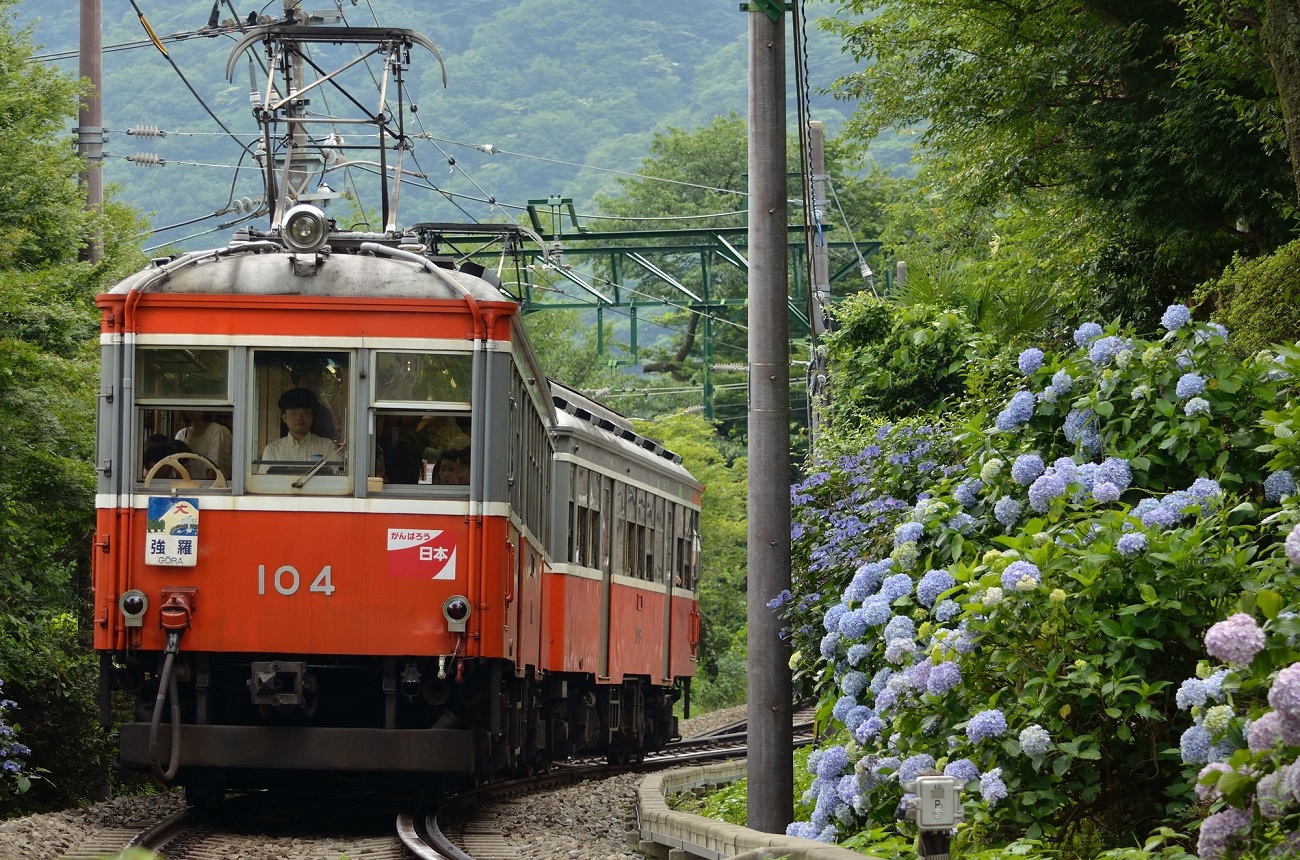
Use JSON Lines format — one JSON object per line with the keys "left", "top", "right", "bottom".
{"left": 598, "top": 477, "right": 620, "bottom": 679}
{"left": 661, "top": 503, "right": 675, "bottom": 683}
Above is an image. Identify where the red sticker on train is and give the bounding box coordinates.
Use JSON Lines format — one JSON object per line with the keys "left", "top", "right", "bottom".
{"left": 386, "top": 528, "right": 457, "bottom": 580}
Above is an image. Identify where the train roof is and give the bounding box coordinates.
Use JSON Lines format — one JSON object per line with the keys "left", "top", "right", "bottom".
{"left": 105, "top": 239, "right": 512, "bottom": 303}
{"left": 550, "top": 381, "right": 696, "bottom": 485}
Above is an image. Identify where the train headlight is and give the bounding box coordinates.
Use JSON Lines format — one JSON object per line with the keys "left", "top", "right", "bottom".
{"left": 119, "top": 589, "right": 149, "bottom": 628}
{"left": 281, "top": 204, "right": 330, "bottom": 253}
{"left": 442, "top": 595, "right": 471, "bottom": 633}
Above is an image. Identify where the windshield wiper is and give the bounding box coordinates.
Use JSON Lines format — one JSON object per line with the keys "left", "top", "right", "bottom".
{"left": 292, "top": 441, "right": 348, "bottom": 489}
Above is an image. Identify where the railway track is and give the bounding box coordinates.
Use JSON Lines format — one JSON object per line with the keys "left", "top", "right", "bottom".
{"left": 54, "top": 710, "right": 817, "bottom": 860}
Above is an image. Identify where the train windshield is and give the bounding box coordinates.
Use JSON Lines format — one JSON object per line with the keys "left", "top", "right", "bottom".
{"left": 135, "top": 348, "right": 234, "bottom": 484}
{"left": 247, "top": 350, "right": 351, "bottom": 494}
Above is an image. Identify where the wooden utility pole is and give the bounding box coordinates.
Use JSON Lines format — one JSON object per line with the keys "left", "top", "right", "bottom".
{"left": 745, "top": 0, "right": 794, "bottom": 834}
{"left": 78, "top": 0, "right": 103, "bottom": 263}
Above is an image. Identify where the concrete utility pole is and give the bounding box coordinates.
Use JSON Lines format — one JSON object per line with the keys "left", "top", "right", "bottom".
{"left": 745, "top": 1, "right": 794, "bottom": 834}
{"left": 806, "top": 119, "right": 830, "bottom": 453}
{"left": 78, "top": 0, "right": 103, "bottom": 263}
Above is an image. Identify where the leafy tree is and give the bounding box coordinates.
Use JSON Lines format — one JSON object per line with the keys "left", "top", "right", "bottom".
{"left": 824, "top": 0, "right": 1297, "bottom": 320}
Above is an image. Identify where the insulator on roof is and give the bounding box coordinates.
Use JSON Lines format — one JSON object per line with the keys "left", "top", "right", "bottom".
{"left": 127, "top": 125, "right": 164, "bottom": 138}
{"left": 127, "top": 152, "right": 164, "bottom": 166}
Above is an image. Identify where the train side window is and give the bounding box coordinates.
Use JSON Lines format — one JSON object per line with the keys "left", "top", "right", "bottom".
{"left": 369, "top": 352, "right": 472, "bottom": 491}
{"left": 247, "top": 350, "right": 351, "bottom": 492}
{"left": 133, "top": 348, "right": 232, "bottom": 486}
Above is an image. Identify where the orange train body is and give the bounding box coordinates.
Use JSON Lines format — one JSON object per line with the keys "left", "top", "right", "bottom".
{"left": 93, "top": 235, "right": 701, "bottom": 792}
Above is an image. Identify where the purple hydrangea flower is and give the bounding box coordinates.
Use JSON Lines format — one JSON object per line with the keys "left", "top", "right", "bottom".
{"left": 1001, "top": 560, "right": 1042, "bottom": 591}
{"left": 1197, "top": 808, "right": 1250, "bottom": 860}
{"left": 1018, "top": 724, "right": 1052, "bottom": 756}
{"left": 979, "top": 768, "right": 1008, "bottom": 806}
{"left": 1116, "top": 532, "right": 1149, "bottom": 557}
{"left": 1265, "top": 470, "right": 1296, "bottom": 503}
{"left": 1011, "top": 454, "right": 1045, "bottom": 486}
{"left": 1073, "top": 322, "right": 1103, "bottom": 347}
{"left": 994, "top": 497, "right": 1022, "bottom": 529}
{"left": 1287, "top": 523, "right": 1300, "bottom": 566}
{"left": 944, "top": 758, "right": 980, "bottom": 783}
{"left": 916, "top": 569, "right": 956, "bottom": 607}
{"left": 1092, "top": 481, "right": 1121, "bottom": 504}
{"left": 926, "top": 661, "right": 962, "bottom": 696}
{"left": 1185, "top": 397, "right": 1210, "bottom": 417}
{"left": 1268, "top": 662, "right": 1300, "bottom": 720}
{"left": 1248, "top": 711, "right": 1284, "bottom": 752}
{"left": 1196, "top": 762, "right": 1233, "bottom": 801}
{"left": 1176, "top": 372, "right": 1206, "bottom": 399}
{"left": 1018, "top": 348, "right": 1045, "bottom": 375}
{"left": 1161, "top": 304, "right": 1191, "bottom": 331}
{"left": 995, "top": 391, "right": 1037, "bottom": 431}
{"left": 1205, "top": 614, "right": 1266, "bottom": 666}
{"left": 967, "top": 709, "right": 1008, "bottom": 742}
{"left": 1028, "top": 471, "right": 1067, "bottom": 512}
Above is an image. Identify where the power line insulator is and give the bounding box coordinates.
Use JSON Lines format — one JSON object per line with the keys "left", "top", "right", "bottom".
{"left": 127, "top": 125, "right": 164, "bottom": 138}
{"left": 127, "top": 152, "right": 164, "bottom": 166}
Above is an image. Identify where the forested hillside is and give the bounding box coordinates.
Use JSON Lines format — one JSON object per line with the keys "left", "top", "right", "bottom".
{"left": 15, "top": 0, "right": 886, "bottom": 245}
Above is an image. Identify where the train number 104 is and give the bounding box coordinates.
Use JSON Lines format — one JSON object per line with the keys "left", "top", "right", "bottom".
{"left": 257, "top": 564, "right": 337, "bottom": 596}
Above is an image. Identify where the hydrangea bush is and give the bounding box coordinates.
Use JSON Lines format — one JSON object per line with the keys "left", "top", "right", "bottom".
{"left": 0, "top": 679, "right": 33, "bottom": 800}
{"left": 785, "top": 307, "right": 1300, "bottom": 856}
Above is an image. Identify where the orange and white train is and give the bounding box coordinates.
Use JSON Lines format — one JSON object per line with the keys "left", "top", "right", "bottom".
{"left": 91, "top": 215, "right": 702, "bottom": 799}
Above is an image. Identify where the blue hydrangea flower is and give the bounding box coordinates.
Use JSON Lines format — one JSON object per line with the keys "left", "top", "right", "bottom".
{"left": 841, "top": 671, "right": 869, "bottom": 699}
{"left": 1176, "top": 372, "right": 1206, "bottom": 399}
{"left": 1140, "top": 504, "right": 1177, "bottom": 529}
{"left": 1176, "top": 677, "right": 1209, "bottom": 710}
{"left": 883, "top": 614, "right": 916, "bottom": 642}
{"left": 1116, "top": 532, "right": 1148, "bottom": 557}
{"left": 899, "top": 753, "right": 936, "bottom": 784}
{"left": 1049, "top": 369, "right": 1073, "bottom": 396}
{"left": 880, "top": 573, "right": 914, "bottom": 602}
{"left": 1092, "top": 481, "right": 1121, "bottom": 504}
{"left": 926, "top": 661, "right": 962, "bottom": 696}
{"left": 917, "top": 569, "right": 956, "bottom": 607}
{"left": 861, "top": 596, "right": 892, "bottom": 626}
{"left": 1028, "top": 471, "right": 1067, "bottom": 512}
{"left": 766, "top": 589, "right": 792, "bottom": 609}
{"left": 1063, "top": 409, "right": 1102, "bottom": 454}
{"left": 894, "top": 521, "right": 924, "bottom": 547}
{"left": 1265, "top": 470, "right": 1296, "bottom": 503}
{"left": 953, "top": 478, "right": 983, "bottom": 508}
{"left": 1088, "top": 335, "right": 1131, "bottom": 366}
{"left": 854, "top": 715, "right": 885, "bottom": 744}
{"left": 1161, "top": 304, "right": 1191, "bottom": 331}
{"left": 1019, "top": 724, "right": 1052, "bottom": 757}
{"left": 820, "top": 632, "right": 841, "bottom": 660}
{"left": 995, "top": 390, "right": 1037, "bottom": 431}
{"left": 1188, "top": 477, "right": 1223, "bottom": 503}
{"left": 1185, "top": 397, "right": 1210, "bottom": 416}
{"left": 1011, "top": 453, "right": 1045, "bottom": 486}
{"left": 817, "top": 744, "right": 850, "bottom": 779}
{"left": 824, "top": 603, "right": 850, "bottom": 633}
{"left": 946, "top": 512, "right": 975, "bottom": 533}
{"left": 1018, "top": 348, "right": 1045, "bottom": 375}
{"left": 1096, "top": 457, "right": 1132, "bottom": 492}
{"left": 884, "top": 638, "right": 916, "bottom": 664}
{"left": 994, "top": 497, "right": 1022, "bottom": 529}
{"left": 838, "top": 609, "right": 868, "bottom": 640}
{"left": 832, "top": 694, "right": 857, "bottom": 723}
{"left": 967, "top": 708, "right": 1008, "bottom": 742}
{"left": 847, "top": 643, "right": 871, "bottom": 666}
{"left": 979, "top": 767, "right": 1008, "bottom": 806}
{"left": 1179, "top": 724, "right": 1212, "bottom": 765}
{"left": 944, "top": 758, "right": 980, "bottom": 783}
{"left": 1196, "top": 323, "right": 1230, "bottom": 343}
{"left": 1001, "top": 560, "right": 1042, "bottom": 591}
{"left": 1053, "top": 457, "right": 1079, "bottom": 484}
{"left": 934, "top": 599, "right": 960, "bottom": 622}
{"left": 1073, "top": 322, "right": 1103, "bottom": 347}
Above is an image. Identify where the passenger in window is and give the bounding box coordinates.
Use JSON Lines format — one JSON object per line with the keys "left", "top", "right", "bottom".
{"left": 428, "top": 417, "right": 471, "bottom": 485}
{"left": 174, "top": 411, "right": 232, "bottom": 479}
{"left": 282, "top": 363, "right": 338, "bottom": 440}
{"left": 260, "top": 388, "right": 340, "bottom": 473}
{"left": 143, "top": 434, "right": 191, "bottom": 480}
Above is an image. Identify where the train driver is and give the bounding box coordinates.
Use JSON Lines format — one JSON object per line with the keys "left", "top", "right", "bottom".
{"left": 259, "top": 388, "right": 341, "bottom": 473}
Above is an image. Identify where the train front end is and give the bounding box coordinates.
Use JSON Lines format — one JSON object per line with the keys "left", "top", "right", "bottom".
{"left": 92, "top": 234, "right": 543, "bottom": 794}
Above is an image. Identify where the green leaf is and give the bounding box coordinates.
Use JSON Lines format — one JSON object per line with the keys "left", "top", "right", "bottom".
{"left": 1258, "top": 589, "right": 1282, "bottom": 620}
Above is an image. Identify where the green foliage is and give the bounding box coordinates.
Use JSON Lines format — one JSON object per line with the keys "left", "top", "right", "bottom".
{"left": 1194, "top": 238, "right": 1300, "bottom": 354}
{"left": 821, "top": 294, "right": 1000, "bottom": 423}
{"left": 781, "top": 306, "right": 1300, "bottom": 856}
{"left": 0, "top": 613, "right": 110, "bottom": 813}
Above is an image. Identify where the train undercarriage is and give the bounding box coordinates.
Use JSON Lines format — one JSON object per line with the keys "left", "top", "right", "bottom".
{"left": 106, "top": 651, "right": 683, "bottom": 799}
